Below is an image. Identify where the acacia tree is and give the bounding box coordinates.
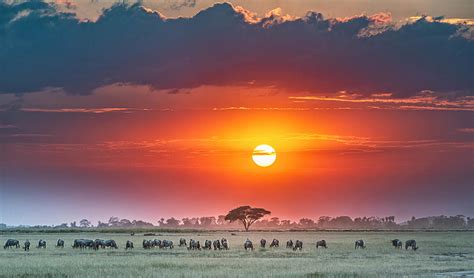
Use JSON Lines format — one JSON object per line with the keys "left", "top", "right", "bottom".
{"left": 224, "top": 206, "right": 271, "bottom": 231}
{"left": 79, "top": 219, "right": 91, "bottom": 228}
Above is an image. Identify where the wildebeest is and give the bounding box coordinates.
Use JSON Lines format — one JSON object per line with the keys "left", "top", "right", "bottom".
{"left": 392, "top": 239, "right": 402, "bottom": 249}
{"left": 104, "top": 239, "right": 118, "bottom": 249}
{"left": 355, "top": 240, "right": 366, "bottom": 249}
{"left": 270, "top": 239, "right": 279, "bottom": 248}
{"left": 73, "top": 239, "right": 97, "bottom": 250}
{"left": 143, "top": 240, "right": 152, "bottom": 249}
{"left": 142, "top": 239, "right": 158, "bottom": 249}
{"left": 221, "top": 238, "right": 229, "bottom": 250}
{"left": 405, "top": 240, "right": 418, "bottom": 250}
{"left": 24, "top": 240, "right": 30, "bottom": 251}
{"left": 213, "top": 239, "right": 221, "bottom": 250}
{"left": 125, "top": 240, "right": 134, "bottom": 250}
{"left": 56, "top": 239, "right": 65, "bottom": 248}
{"left": 89, "top": 241, "right": 99, "bottom": 250}
{"left": 260, "top": 239, "right": 266, "bottom": 248}
{"left": 161, "top": 240, "right": 173, "bottom": 249}
{"left": 286, "top": 240, "right": 293, "bottom": 249}
{"left": 37, "top": 240, "right": 46, "bottom": 249}
{"left": 316, "top": 240, "right": 327, "bottom": 249}
{"left": 244, "top": 239, "right": 253, "bottom": 251}
{"left": 293, "top": 240, "right": 303, "bottom": 251}
{"left": 4, "top": 239, "right": 20, "bottom": 249}
{"left": 179, "top": 238, "right": 187, "bottom": 247}
{"left": 187, "top": 239, "right": 194, "bottom": 250}
{"left": 95, "top": 239, "right": 106, "bottom": 249}
{"left": 203, "top": 240, "right": 212, "bottom": 250}
{"left": 188, "top": 239, "right": 201, "bottom": 250}
{"left": 72, "top": 239, "right": 82, "bottom": 248}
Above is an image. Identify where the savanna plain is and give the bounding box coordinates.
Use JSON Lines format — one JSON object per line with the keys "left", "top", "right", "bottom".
{"left": 1, "top": 231, "right": 473, "bottom": 277}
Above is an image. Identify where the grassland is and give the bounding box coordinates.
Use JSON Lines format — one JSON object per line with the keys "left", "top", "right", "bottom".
{"left": 0, "top": 231, "right": 473, "bottom": 277}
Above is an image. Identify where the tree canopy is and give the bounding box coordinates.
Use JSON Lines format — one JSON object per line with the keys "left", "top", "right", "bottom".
{"left": 224, "top": 205, "right": 271, "bottom": 231}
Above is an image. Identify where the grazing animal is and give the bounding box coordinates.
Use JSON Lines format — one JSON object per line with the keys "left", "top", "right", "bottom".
{"left": 72, "top": 239, "right": 82, "bottom": 249}
{"left": 125, "top": 240, "right": 134, "bottom": 250}
{"left": 24, "top": 240, "right": 30, "bottom": 251}
{"left": 270, "top": 239, "right": 279, "bottom": 248}
{"left": 161, "top": 240, "right": 173, "bottom": 249}
{"left": 260, "top": 239, "right": 266, "bottom": 248}
{"left": 179, "top": 238, "right": 187, "bottom": 247}
{"left": 221, "top": 238, "right": 229, "bottom": 250}
{"left": 37, "top": 240, "right": 46, "bottom": 249}
{"left": 213, "top": 239, "right": 221, "bottom": 250}
{"left": 143, "top": 239, "right": 155, "bottom": 249}
{"left": 88, "top": 240, "right": 98, "bottom": 250}
{"left": 56, "top": 239, "right": 65, "bottom": 248}
{"left": 203, "top": 240, "right": 212, "bottom": 250}
{"left": 131, "top": 233, "right": 135, "bottom": 236}
{"left": 405, "top": 240, "right": 418, "bottom": 250}
{"left": 95, "top": 239, "right": 106, "bottom": 249}
{"left": 188, "top": 239, "right": 196, "bottom": 250}
{"left": 104, "top": 239, "right": 118, "bottom": 249}
{"left": 392, "top": 239, "right": 402, "bottom": 249}
{"left": 188, "top": 239, "right": 201, "bottom": 250}
{"left": 153, "top": 239, "right": 161, "bottom": 247}
{"left": 286, "top": 240, "right": 293, "bottom": 249}
{"left": 355, "top": 240, "right": 365, "bottom": 249}
{"left": 73, "top": 239, "right": 86, "bottom": 249}
{"left": 316, "top": 240, "right": 327, "bottom": 249}
{"left": 244, "top": 239, "right": 253, "bottom": 251}
{"left": 73, "top": 239, "right": 89, "bottom": 249}
{"left": 4, "top": 239, "right": 20, "bottom": 249}
{"left": 293, "top": 240, "right": 303, "bottom": 251}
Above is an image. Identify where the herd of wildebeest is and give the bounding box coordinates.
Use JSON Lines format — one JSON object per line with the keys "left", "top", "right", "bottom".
{"left": 3, "top": 236, "right": 419, "bottom": 252}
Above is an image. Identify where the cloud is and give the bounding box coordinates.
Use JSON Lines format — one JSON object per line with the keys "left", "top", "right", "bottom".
{"left": 31, "top": 133, "right": 470, "bottom": 162}
{"left": 289, "top": 91, "right": 474, "bottom": 111}
{"left": 0, "top": 124, "right": 18, "bottom": 129}
{"left": 0, "top": 1, "right": 473, "bottom": 98}
{"left": 20, "top": 107, "right": 151, "bottom": 113}
{"left": 211, "top": 107, "right": 311, "bottom": 111}
{"left": 458, "top": 128, "right": 474, "bottom": 133}
{"left": 55, "top": 0, "right": 77, "bottom": 10}
{"left": 165, "top": 0, "right": 196, "bottom": 11}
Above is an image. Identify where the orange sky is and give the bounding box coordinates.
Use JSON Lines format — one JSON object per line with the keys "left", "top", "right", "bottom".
{"left": 1, "top": 84, "right": 473, "bottom": 225}
{"left": 0, "top": 0, "right": 473, "bottom": 225}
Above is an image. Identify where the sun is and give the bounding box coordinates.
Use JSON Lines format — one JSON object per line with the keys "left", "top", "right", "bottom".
{"left": 252, "top": 144, "right": 276, "bottom": 167}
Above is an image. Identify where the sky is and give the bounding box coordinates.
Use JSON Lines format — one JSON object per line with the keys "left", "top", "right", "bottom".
{"left": 0, "top": 0, "right": 473, "bottom": 226}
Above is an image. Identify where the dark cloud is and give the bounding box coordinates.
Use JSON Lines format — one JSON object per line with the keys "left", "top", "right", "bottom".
{"left": 166, "top": 0, "right": 197, "bottom": 10}
{"left": 0, "top": 1, "right": 473, "bottom": 97}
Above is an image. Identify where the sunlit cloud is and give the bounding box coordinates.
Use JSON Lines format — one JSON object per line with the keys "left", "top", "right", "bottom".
{"left": 458, "top": 128, "right": 474, "bottom": 133}
{"left": 20, "top": 107, "right": 152, "bottom": 113}
{"left": 407, "top": 16, "right": 474, "bottom": 26}
{"left": 212, "top": 107, "right": 311, "bottom": 111}
{"left": 289, "top": 91, "right": 474, "bottom": 111}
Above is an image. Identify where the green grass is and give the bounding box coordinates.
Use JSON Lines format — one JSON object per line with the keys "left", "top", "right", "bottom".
{"left": 1, "top": 231, "right": 473, "bottom": 277}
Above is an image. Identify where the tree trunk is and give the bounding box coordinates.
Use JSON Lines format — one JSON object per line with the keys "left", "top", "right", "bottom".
{"left": 242, "top": 220, "right": 249, "bottom": 231}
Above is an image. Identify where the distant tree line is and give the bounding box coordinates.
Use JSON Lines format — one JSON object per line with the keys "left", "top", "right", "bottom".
{"left": 2, "top": 214, "right": 473, "bottom": 230}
